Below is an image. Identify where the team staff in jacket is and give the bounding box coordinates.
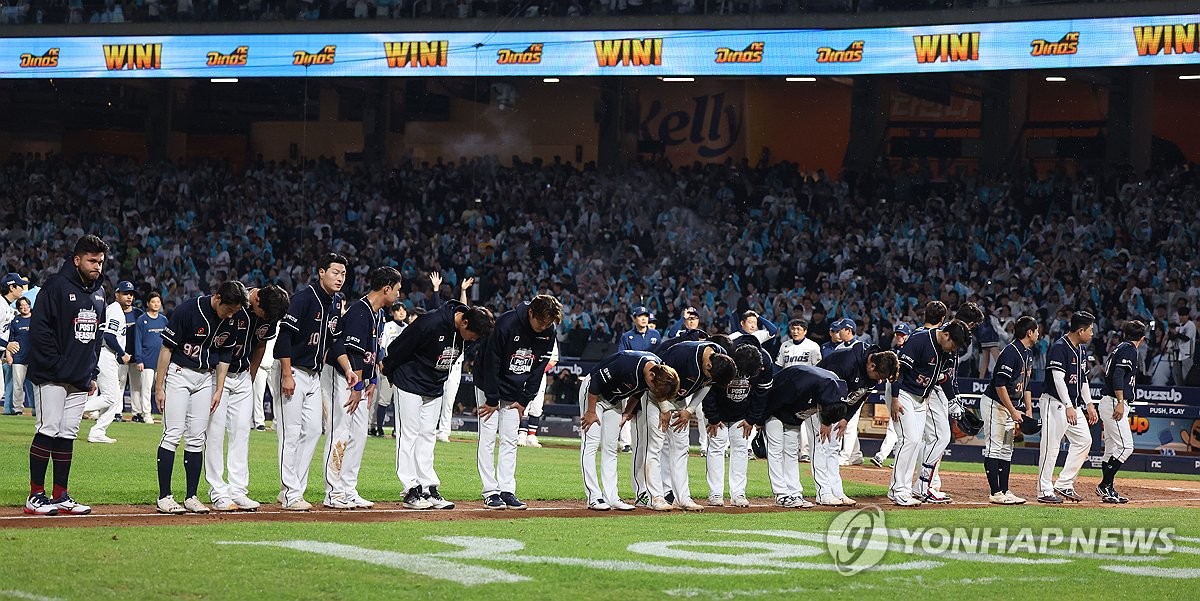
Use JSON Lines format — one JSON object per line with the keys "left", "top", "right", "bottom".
{"left": 133, "top": 292, "right": 168, "bottom": 424}
{"left": 980, "top": 315, "right": 1037, "bottom": 505}
{"left": 748, "top": 364, "right": 848, "bottom": 509}
{"left": 703, "top": 339, "right": 771, "bottom": 508}
{"left": 1037, "top": 311, "right": 1098, "bottom": 504}
{"left": 24, "top": 235, "right": 110, "bottom": 517}
{"left": 888, "top": 319, "right": 971, "bottom": 507}
{"left": 617, "top": 305, "right": 661, "bottom": 352}
{"left": 817, "top": 345, "right": 898, "bottom": 505}
{"left": 152, "top": 281, "right": 247, "bottom": 514}
{"left": 323, "top": 267, "right": 402, "bottom": 510}
{"left": 474, "top": 294, "right": 562, "bottom": 510}
{"left": 274, "top": 253, "right": 348, "bottom": 511}
{"left": 579, "top": 350, "right": 679, "bottom": 511}
{"left": 385, "top": 290, "right": 494, "bottom": 510}
{"left": 204, "top": 285, "right": 289, "bottom": 512}
{"left": 1096, "top": 320, "right": 1146, "bottom": 503}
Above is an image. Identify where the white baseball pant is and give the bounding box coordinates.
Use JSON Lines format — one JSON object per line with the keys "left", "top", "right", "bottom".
{"left": 630, "top": 396, "right": 651, "bottom": 503}
{"left": 876, "top": 416, "right": 899, "bottom": 461}
{"left": 436, "top": 358, "right": 463, "bottom": 437}
{"left": 914, "top": 386, "right": 950, "bottom": 497}
{"left": 320, "top": 365, "right": 334, "bottom": 431}
{"left": 705, "top": 420, "right": 749, "bottom": 500}
{"left": 34, "top": 383, "right": 89, "bottom": 439}
{"left": 12, "top": 364, "right": 28, "bottom": 411}
{"left": 85, "top": 349, "right": 124, "bottom": 438}
{"left": 370, "top": 373, "right": 389, "bottom": 430}
{"left": 980, "top": 395, "right": 1015, "bottom": 461}
{"left": 205, "top": 370, "right": 253, "bottom": 502}
{"left": 764, "top": 417, "right": 804, "bottom": 498}
{"left": 1099, "top": 395, "right": 1134, "bottom": 463}
{"left": 138, "top": 367, "right": 156, "bottom": 422}
{"left": 251, "top": 362, "right": 272, "bottom": 428}
{"left": 695, "top": 403, "right": 709, "bottom": 451}
{"left": 578, "top": 376, "right": 624, "bottom": 505}
{"left": 528, "top": 373, "right": 546, "bottom": 419}
{"left": 888, "top": 389, "right": 928, "bottom": 500}
{"left": 809, "top": 412, "right": 847, "bottom": 501}
{"left": 159, "top": 365, "right": 212, "bottom": 453}
{"left": 476, "top": 390, "right": 520, "bottom": 497}
{"left": 395, "top": 389, "right": 443, "bottom": 491}
{"left": 1037, "top": 396, "right": 1092, "bottom": 497}
{"left": 277, "top": 366, "right": 324, "bottom": 505}
{"left": 799, "top": 425, "right": 812, "bottom": 459}
{"left": 324, "top": 372, "right": 369, "bottom": 501}
{"left": 838, "top": 404, "right": 864, "bottom": 465}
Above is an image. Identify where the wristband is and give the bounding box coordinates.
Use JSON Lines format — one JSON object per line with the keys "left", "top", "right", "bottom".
{"left": 353, "top": 381, "right": 365, "bottom": 392}
{"left": 370, "top": 377, "right": 378, "bottom": 386}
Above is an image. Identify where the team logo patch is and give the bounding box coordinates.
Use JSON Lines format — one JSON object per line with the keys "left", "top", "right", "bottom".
{"left": 256, "top": 324, "right": 271, "bottom": 338}
{"left": 74, "top": 308, "right": 99, "bottom": 343}
{"left": 214, "top": 333, "right": 230, "bottom": 347}
{"left": 727, "top": 378, "right": 751, "bottom": 403}
{"left": 509, "top": 349, "right": 534, "bottom": 374}
{"left": 69, "top": 294, "right": 76, "bottom": 301}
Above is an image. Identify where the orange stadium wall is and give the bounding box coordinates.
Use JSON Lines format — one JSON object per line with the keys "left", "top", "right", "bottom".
{"left": 743, "top": 79, "right": 852, "bottom": 175}
{"left": 1154, "top": 72, "right": 1200, "bottom": 164}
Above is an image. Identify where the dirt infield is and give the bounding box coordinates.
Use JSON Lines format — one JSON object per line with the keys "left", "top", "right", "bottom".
{"left": 4, "top": 467, "right": 1198, "bottom": 530}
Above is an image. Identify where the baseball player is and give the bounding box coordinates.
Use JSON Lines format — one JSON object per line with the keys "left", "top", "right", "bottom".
{"left": 152, "top": 282, "right": 247, "bottom": 514}
{"left": 7, "top": 296, "right": 33, "bottom": 415}
{"left": 383, "top": 282, "right": 493, "bottom": 510}
{"left": 703, "top": 339, "right": 771, "bottom": 508}
{"left": 871, "top": 322, "right": 912, "bottom": 467}
{"left": 748, "top": 364, "right": 848, "bottom": 509}
{"left": 579, "top": 350, "right": 679, "bottom": 511}
{"left": 474, "top": 295, "right": 561, "bottom": 510}
{"left": 24, "top": 235, "right": 109, "bottom": 516}
{"left": 84, "top": 280, "right": 140, "bottom": 443}
{"left": 133, "top": 292, "right": 168, "bottom": 425}
{"left": 1096, "top": 319, "right": 1146, "bottom": 503}
{"left": 634, "top": 337, "right": 736, "bottom": 511}
{"left": 776, "top": 318, "right": 821, "bottom": 462}
{"left": 205, "top": 284, "right": 289, "bottom": 511}
{"left": 323, "top": 267, "right": 401, "bottom": 509}
{"left": 518, "top": 340, "right": 557, "bottom": 448}
{"left": 432, "top": 276, "right": 472, "bottom": 443}
{"left": 274, "top": 253, "right": 347, "bottom": 511}
{"left": 374, "top": 303, "right": 407, "bottom": 437}
{"left": 319, "top": 288, "right": 347, "bottom": 436}
{"left": 817, "top": 344, "right": 899, "bottom": 505}
{"left": 888, "top": 319, "right": 971, "bottom": 506}
{"left": 251, "top": 337, "right": 275, "bottom": 431}
{"left": 0, "top": 273, "right": 27, "bottom": 414}
{"left": 981, "top": 315, "right": 1038, "bottom": 505}
{"left": 1037, "top": 311, "right": 1098, "bottom": 504}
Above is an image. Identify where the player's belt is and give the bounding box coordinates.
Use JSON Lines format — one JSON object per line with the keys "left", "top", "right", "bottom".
{"left": 294, "top": 366, "right": 319, "bottom": 376}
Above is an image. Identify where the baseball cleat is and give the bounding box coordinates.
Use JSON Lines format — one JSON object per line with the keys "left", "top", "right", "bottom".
{"left": 156, "top": 495, "right": 186, "bottom": 515}
{"left": 588, "top": 500, "right": 612, "bottom": 511}
{"left": 920, "top": 491, "right": 952, "bottom": 504}
{"left": 231, "top": 496, "right": 261, "bottom": 511}
{"left": 634, "top": 493, "right": 651, "bottom": 508}
{"left": 870, "top": 456, "right": 885, "bottom": 468}
{"left": 183, "top": 496, "right": 210, "bottom": 514}
{"left": 620, "top": 445, "right": 632, "bottom": 453}
{"left": 526, "top": 435, "right": 542, "bottom": 448}
{"left": 610, "top": 500, "right": 636, "bottom": 511}
{"left": 483, "top": 494, "right": 506, "bottom": 510}
{"left": 706, "top": 495, "right": 725, "bottom": 507}
{"left": 839, "top": 496, "right": 857, "bottom": 506}
{"left": 649, "top": 496, "right": 673, "bottom": 511}
{"left": 423, "top": 486, "right": 455, "bottom": 510}
{"left": 1002, "top": 492, "right": 1026, "bottom": 505}
{"left": 281, "top": 499, "right": 313, "bottom": 511}
{"left": 1110, "top": 487, "right": 1129, "bottom": 503}
{"left": 499, "top": 492, "right": 527, "bottom": 510}
{"left": 51, "top": 493, "right": 91, "bottom": 515}
{"left": 664, "top": 491, "right": 675, "bottom": 504}
{"left": 888, "top": 492, "right": 922, "bottom": 507}
{"left": 516, "top": 432, "right": 528, "bottom": 447}
{"left": 816, "top": 496, "right": 844, "bottom": 506}
{"left": 347, "top": 495, "right": 375, "bottom": 509}
{"left": 25, "top": 492, "right": 60, "bottom": 516}
{"left": 435, "top": 432, "right": 451, "bottom": 443}
{"left": 676, "top": 499, "right": 705, "bottom": 512}
{"left": 777, "top": 495, "right": 814, "bottom": 509}
{"left": 403, "top": 487, "right": 433, "bottom": 510}
{"left": 798, "top": 455, "right": 811, "bottom": 463}
{"left": 211, "top": 499, "right": 239, "bottom": 512}
{"left": 731, "top": 495, "right": 751, "bottom": 508}
{"left": 988, "top": 492, "right": 1008, "bottom": 505}
{"left": 1036, "top": 494, "right": 1064, "bottom": 504}
{"left": 1054, "top": 488, "right": 1083, "bottom": 502}
{"left": 87, "top": 434, "right": 116, "bottom": 444}
{"left": 323, "top": 496, "right": 356, "bottom": 510}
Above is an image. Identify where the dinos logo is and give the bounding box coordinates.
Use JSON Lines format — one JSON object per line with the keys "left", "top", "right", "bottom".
{"left": 816, "top": 41, "right": 863, "bottom": 63}
{"left": 714, "top": 42, "right": 763, "bottom": 64}
{"left": 496, "top": 44, "right": 543, "bottom": 65}
{"left": 20, "top": 48, "right": 58, "bottom": 68}
{"left": 207, "top": 46, "right": 249, "bottom": 66}
{"left": 1030, "top": 32, "right": 1079, "bottom": 56}
{"left": 294, "top": 45, "right": 336, "bottom": 67}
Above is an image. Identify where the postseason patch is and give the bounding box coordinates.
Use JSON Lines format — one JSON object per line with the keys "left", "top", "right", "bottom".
{"left": 727, "top": 378, "right": 751, "bottom": 403}
{"left": 435, "top": 346, "right": 462, "bottom": 371}
{"left": 74, "top": 308, "right": 99, "bottom": 342}
{"left": 509, "top": 348, "right": 534, "bottom": 374}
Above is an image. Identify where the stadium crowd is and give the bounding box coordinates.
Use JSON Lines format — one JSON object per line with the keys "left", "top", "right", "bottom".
{"left": 0, "top": 152, "right": 1197, "bottom": 390}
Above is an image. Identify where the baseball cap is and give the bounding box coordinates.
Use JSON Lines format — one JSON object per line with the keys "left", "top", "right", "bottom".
{"left": 893, "top": 323, "right": 913, "bottom": 336}
{"left": 837, "top": 318, "right": 856, "bottom": 332}
{"left": 684, "top": 306, "right": 700, "bottom": 318}
{"left": 631, "top": 305, "right": 650, "bottom": 317}
{"left": 116, "top": 280, "right": 136, "bottom": 293}
{"left": 1, "top": 273, "right": 28, "bottom": 287}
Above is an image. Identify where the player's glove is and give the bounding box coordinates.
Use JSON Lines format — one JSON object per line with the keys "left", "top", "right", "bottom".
{"left": 948, "top": 398, "right": 965, "bottom": 418}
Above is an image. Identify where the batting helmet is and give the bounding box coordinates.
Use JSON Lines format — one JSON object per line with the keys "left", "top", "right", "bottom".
{"left": 1019, "top": 417, "right": 1042, "bottom": 436}
{"left": 953, "top": 409, "right": 984, "bottom": 436}
{"left": 751, "top": 430, "right": 767, "bottom": 459}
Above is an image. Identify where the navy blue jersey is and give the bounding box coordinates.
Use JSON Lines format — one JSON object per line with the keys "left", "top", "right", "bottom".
{"left": 135, "top": 312, "right": 168, "bottom": 367}
{"left": 749, "top": 364, "right": 846, "bottom": 426}
{"left": 472, "top": 301, "right": 557, "bottom": 407}
{"left": 820, "top": 340, "right": 840, "bottom": 359}
{"left": 896, "top": 328, "right": 952, "bottom": 399}
{"left": 28, "top": 258, "right": 107, "bottom": 390}
{"left": 123, "top": 307, "right": 143, "bottom": 361}
{"left": 216, "top": 306, "right": 278, "bottom": 374}
{"left": 1102, "top": 341, "right": 1138, "bottom": 399}
{"left": 161, "top": 296, "right": 233, "bottom": 371}
{"left": 986, "top": 341, "right": 1033, "bottom": 409}
{"left": 330, "top": 297, "right": 382, "bottom": 381}
{"left": 384, "top": 301, "right": 475, "bottom": 398}
{"left": 617, "top": 328, "right": 662, "bottom": 352}
{"left": 704, "top": 342, "right": 772, "bottom": 425}
{"left": 1043, "top": 335, "right": 1085, "bottom": 406}
{"left": 660, "top": 340, "right": 727, "bottom": 400}
{"left": 818, "top": 341, "right": 879, "bottom": 415}
{"left": 11, "top": 314, "right": 30, "bottom": 364}
{"left": 586, "top": 350, "right": 660, "bottom": 405}
{"left": 274, "top": 283, "right": 341, "bottom": 371}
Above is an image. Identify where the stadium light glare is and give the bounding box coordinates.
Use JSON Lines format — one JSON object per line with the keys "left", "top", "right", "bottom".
{"left": 786, "top": 77, "right": 817, "bottom": 82}
{"left": 543, "top": 78, "right": 560, "bottom": 83}
{"left": 1044, "top": 76, "right": 1066, "bottom": 82}
{"left": 662, "top": 77, "right": 694, "bottom": 82}
{"left": 210, "top": 78, "right": 239, "bottom": 83}
{"left": 1180, "top": 74, "right": 1200, "bottom": 80}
